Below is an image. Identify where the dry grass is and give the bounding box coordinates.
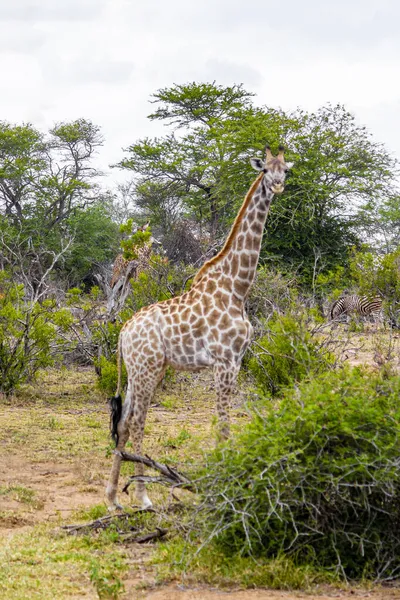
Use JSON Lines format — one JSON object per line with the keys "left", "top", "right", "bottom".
{"left": 1, "top": 330, "right": 399, "bottom": 599}
{"left": 0, "top": 366, "right": 251, "bottom": 599}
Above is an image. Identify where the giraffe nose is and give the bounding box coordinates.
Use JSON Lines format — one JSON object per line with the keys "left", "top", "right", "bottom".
{"left": 272, "top": 182, "right": 284, "bottom": 194}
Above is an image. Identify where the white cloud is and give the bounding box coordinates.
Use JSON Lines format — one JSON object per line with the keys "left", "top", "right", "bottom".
{"left": 43, "top": 58, "right": 135, "bottom": 85}
{"left": 0, "top": 0, "right": 398, "bottom": 182}
{"left": 0, "top": 0, "right": 106, "bottom": 21}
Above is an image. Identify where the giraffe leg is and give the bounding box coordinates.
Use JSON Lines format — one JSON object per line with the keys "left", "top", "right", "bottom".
{"left": 213, "top": 362, "right": 241, "bottom": 442}
{"left": 105, "top": 381, "right": 134, "bottom": 510}
{"left": 129, "top": 366, "right": 166, "bottom": 509}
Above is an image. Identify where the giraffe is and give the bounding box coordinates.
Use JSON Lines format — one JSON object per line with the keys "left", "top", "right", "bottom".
{"left": 107, "top": 223, "right": 154, "bottom": 317}
{"left": 106, "top": 145, "right": 293, "bottom": 510}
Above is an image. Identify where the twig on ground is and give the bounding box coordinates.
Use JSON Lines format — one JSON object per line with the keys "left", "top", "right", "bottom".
{"left": 61, "top": 508, "right": 153, "bottom": 535}
{"left": 61, "top": 512, "right": 133, "bottom": 534}
{"left": 120, "top": 527, "right": 168, "bottom": 544}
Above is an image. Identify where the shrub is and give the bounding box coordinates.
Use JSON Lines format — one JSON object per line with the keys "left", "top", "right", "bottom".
{"left": 91, "top": 315, "right": 129, "bottom": 395}
{"left": 0, "top": 271, "right": 75, "bottom": 395}
{"left": 246, "top": 266, "right": 298, "bottom": 333}
{"left": 194, "top": 368, "right": 400, "bottom": 581}
{"left": 127, "top": 257, "right": 194, "bottom": 314}
{"left": 246, "top": 312, "right": 334, "bottom": 396}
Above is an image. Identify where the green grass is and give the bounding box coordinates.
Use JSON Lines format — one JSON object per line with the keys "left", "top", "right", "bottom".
{"left": 0, "top": 485, "right": 41, "bottom": 508}
{"left": 153, "top": 538, "right": 336, "bottom": 590}
{"left": 0, "top": 367, "right": 221, "bottom": 598}
{"left": 159, "top": 394, "right": 182, "bottom": 410}
{"left": 0, "top": 524, "right": 129, "bottom": 600}
{"left": 162, "top": 428, "right": 192, "bottom": 448}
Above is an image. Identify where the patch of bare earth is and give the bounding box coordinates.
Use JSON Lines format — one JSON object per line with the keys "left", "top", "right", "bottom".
{"left": 0, "top": 456, "right": 103, "bottom": 536}
{"left": 141, "top": 585, "right": 400, "bottom": 600}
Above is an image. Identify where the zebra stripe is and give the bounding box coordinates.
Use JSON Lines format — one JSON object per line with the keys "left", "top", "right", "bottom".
{"left": 330, "top": 295, "right": 383, "bottom": 320}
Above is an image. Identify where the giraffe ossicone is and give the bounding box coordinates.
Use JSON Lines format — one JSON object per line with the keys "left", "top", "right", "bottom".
{"left": 105, "top": 145, "right": 293, "bottom": 510}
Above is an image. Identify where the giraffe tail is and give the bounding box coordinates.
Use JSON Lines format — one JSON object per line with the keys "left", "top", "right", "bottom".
{"left": 108, "top": 331, "right": 123, "bottom": 446}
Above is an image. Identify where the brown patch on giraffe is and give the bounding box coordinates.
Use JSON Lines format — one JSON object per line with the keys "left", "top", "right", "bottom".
{"left": 192, "top": 319, "right": 207, "bottom": 338}
{"left": 220, "top": 276, "right": 232, "bottom": 292}
{"left": 205, "top": 279, "right": 217, "bottom": 294}
{"left": 238, "top": 269, "right": 250, "bottom": 280}
{"left": 234, "top": 281, "right": 248, "bottom": 298}
{"left": 219, "top": 313, "right": 231, "bottom": 330}
{"left": 202, "top": 294, "right": 213, "bottom": 314}
{"left": 230, "top": 256, "right": 239, "bottom": 277}
{"left": 240, "top": 253, "right": 250, "bottom": 269}
{"left": 233, "top": 336, "right": 246, "bottom": 354}
{"left": 221, "top": 329, "right": 234, "bottom": 346}
{"left": 148, "top": 330, "right": 158, "bottom": 343}
{"left": 210, "top": 328, "right": 220, "bottom": 342}
{"left": 209, "top": 309, "right": 221, "bottom": 326}
{"left": 250, "top": 254, "right": 258, "bottom": 267}
{"left": 236, "top": 235, "right": 245, "bottom": 251}
{"left": 180, "top": 323, "right": 190, "bottom": 335}
{"left": 182, "top": 333, "right": 195, "bottom": 348}
{"left": 214, "top": 293, "right": 229, "bottom": 312}
{"left": 181, "top": 307, "right": 191, "bottom": 322}
{"left": 171, "top": 313, "right": 181, "bottom": 325}
{"left": 192, "top": 303, "right": 203, "bottom": 317}
{"left": 223, "top": 348, "right": 234, "bottom": 361}
{"left": 251, "top": 221, "right": 263, "bottom": 235}
{"left": 192, "top": 171, "right": 264, "bottom": 284}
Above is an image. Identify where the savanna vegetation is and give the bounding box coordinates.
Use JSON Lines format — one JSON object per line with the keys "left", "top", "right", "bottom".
{"left": 1, "top": 82, "right": 400, "bottom": 599}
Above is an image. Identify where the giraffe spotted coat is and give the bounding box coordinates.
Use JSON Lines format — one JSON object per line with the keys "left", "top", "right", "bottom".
{"left": 106, "top": 146, "right": 293, "bottom": 510}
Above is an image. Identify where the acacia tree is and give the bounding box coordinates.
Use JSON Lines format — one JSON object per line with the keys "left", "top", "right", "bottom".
{"left": 263, "top": 104, "right": 397, "bottom": 281}
{"left": 115, "top": 83, "right": 398, "bottom": 281}
{"left": 115, "top": 82, "right": 296, "bottom": 241}
{"left": 0, "top": 119, "right": 119, "bottom": 288}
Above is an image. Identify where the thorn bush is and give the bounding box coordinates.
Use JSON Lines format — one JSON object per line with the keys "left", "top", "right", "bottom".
{"left": 246, "top": 311, "right": 334, "bottom": 396}
{"left": 195, "top": 368, "right": 400, "bottom": 581}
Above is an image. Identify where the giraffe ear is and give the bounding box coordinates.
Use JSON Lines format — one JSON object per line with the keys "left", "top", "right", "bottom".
{"left": 285, "top": 162, "right": 294, "bottom": 170}
{"left": 250, "top": 158, "right": 265, "bottom": 171}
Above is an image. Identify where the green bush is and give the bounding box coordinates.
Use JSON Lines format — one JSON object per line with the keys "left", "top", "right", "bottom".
{"left": 92, "top": 316, "right": 129, "bottom": 395}
{"left": 194, "top": 368, "right": 400, "bottom": 581}
{"left": 246, "top": 312, "right": 334, "bottom": 395}
{"left": 127, "top": 257, "right": 194, "bottom": 314}
{"left": 0, "top": 272, "right": 75, "bottom": 395}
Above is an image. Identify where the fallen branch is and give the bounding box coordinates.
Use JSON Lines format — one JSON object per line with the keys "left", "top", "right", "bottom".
{"left": 120, "top": 527, "right": 168, "bottom": 544}
{"left": 61, "top": 508, "right": 152, "bottom": 535}
{"left": 117, "top": 451, "right": 194, "bottom": 494}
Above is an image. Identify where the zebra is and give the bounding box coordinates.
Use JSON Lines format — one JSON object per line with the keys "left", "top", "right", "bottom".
{"left": 330, "top": 294, "right": 383, "bottom": 322}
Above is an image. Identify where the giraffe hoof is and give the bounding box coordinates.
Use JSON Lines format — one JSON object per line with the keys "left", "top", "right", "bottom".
{"left": 107, "top": 500, "right": 123, "bottom": 512}
{"left": 139, "top": 493, "right": 153, "bottom": 510}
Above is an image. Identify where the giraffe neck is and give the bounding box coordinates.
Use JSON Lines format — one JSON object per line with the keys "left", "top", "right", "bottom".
{"left": 193, "top": 174, "right": 274, "bottom": 303}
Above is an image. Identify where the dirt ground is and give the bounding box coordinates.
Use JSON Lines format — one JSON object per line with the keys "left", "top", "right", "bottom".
{"left": 1, "top": 337, "right": 400, "bottom": 599}
{"left": 144, "top": 586, "right": 400, "bottom": 600}
{"left": 2, "top": 451, "right": 399, "bottom": 600}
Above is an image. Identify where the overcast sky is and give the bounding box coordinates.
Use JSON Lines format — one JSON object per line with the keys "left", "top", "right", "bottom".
{"left": 1, "top": 0, "right": 399, "bottom": 187}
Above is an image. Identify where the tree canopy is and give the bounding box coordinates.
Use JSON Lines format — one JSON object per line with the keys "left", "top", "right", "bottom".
{"left": 0, "top": 119, "right": 118, "bottom": 288}
{"left": 115, "top": 82, "right": 398, "bottom": 281}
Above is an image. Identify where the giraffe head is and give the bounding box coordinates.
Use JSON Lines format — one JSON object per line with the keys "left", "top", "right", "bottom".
{"left": 250, "top": 145, "right": 293, "bottom": 195}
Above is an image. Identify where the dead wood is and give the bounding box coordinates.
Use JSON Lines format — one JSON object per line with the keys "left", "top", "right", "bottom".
{"left": 61, "top": 512, "right": 133, "bottom": 534}
{"left": 116, "top": 451, "right": 194, "bottom": 494}
{"left": 61, "top": 508, "right": 153, "bottom": 535}
{"left": 119, "top": 527, "right": 168, "bottom": 544}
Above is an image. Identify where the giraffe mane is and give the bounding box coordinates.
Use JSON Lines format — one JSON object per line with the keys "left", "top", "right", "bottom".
{"left": 192, "top": 171, "right": 264, "bottom": 285}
